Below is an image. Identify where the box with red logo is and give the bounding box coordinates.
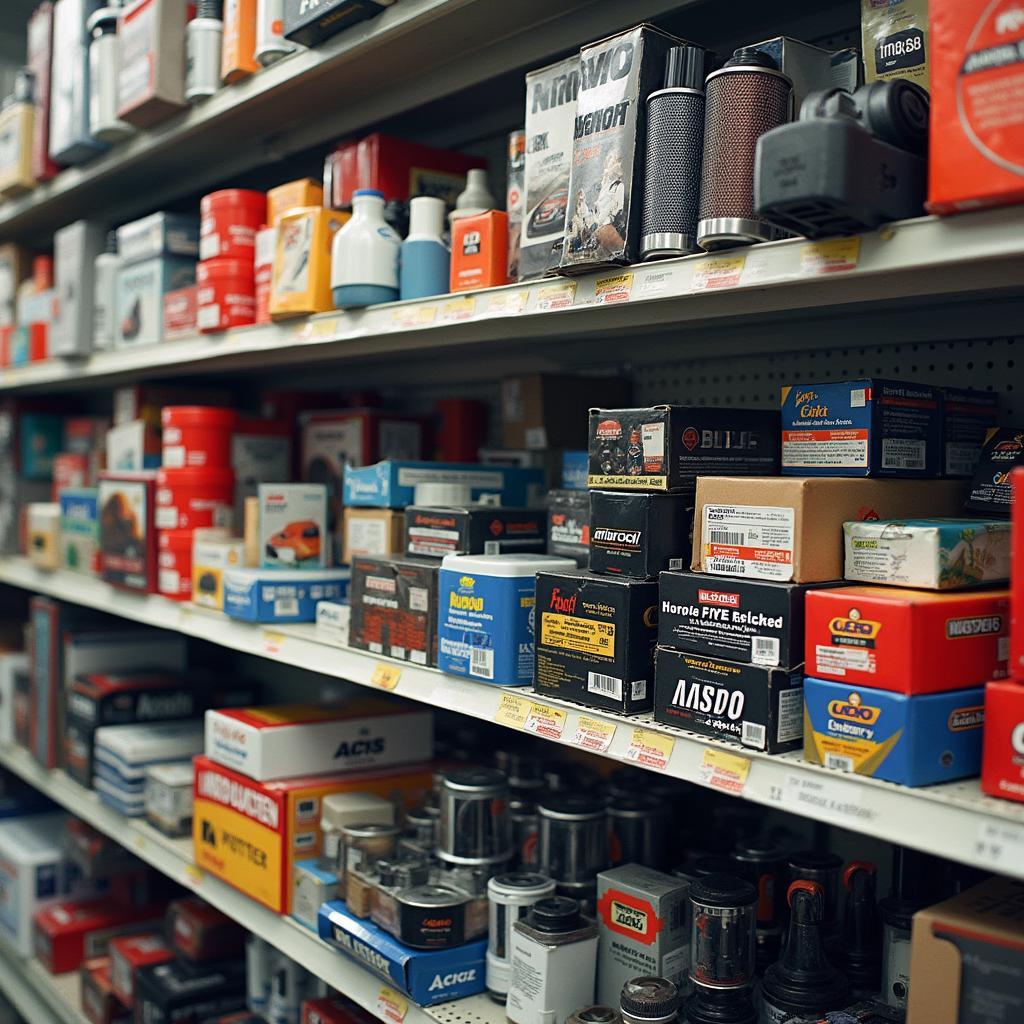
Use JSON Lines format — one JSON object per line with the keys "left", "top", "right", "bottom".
{"left": 167, "top": 897, "right": 245, "bottom": 963}
{"left": 303, "top": 997, "right": 383, "bottom": 1024}
{"left": 109, "top": 932, "right": 173, "bottom": 1006}
{"left": 967, "top": 428, "right": 1024, "bottom": 516}
{"left": 354, "top": 133, "right": 486, "bottom": 206}
{"left": 982, "top": 679, "right": 1024, "bottom": 803}
{"left": 1013, "top": 469, "right": 1023, "bottom": 680}
{"left": 98, "top": 471, "right": 159, "bottom": 593}
{"left": 80, "top": 956, "right": 130, "bottom": 1024}
{"left": 192, "top": 756, "right": 432, "bottom": 913}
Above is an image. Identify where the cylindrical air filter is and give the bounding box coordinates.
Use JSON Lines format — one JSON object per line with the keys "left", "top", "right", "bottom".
{"left": 608, "top": 795, "right": 669, "bottom": 871}
{"left": 438, "top": 767, "right": 512, "bottom": 868}
{"left": 697, "top": 47, "right": 792, "bottom": 250}
{"left": 641, "top": 45, "right": 708, "bottom": 259}
{"left": 688, "top": 874, "right": 758, "bottom": 992}
{"left": 486, "top": 871, "right": 557, "bottom": 1002}
{"left": 537, "top": 792, "right": 608, "bottom": 902}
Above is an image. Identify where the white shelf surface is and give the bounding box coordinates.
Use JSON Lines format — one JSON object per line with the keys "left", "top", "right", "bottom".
{"left": 0, "top": 930, "right": 86, "bottom": 1024}
{"left": 2, "top": 558, "right": 1024, "bottom": 881}
{"left": 3, "top": 208, "right": 1023, "bottom": 393}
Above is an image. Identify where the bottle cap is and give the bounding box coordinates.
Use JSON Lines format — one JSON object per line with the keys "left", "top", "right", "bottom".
{"left": 527, "top": 895, "right": 581, "bottom": 933}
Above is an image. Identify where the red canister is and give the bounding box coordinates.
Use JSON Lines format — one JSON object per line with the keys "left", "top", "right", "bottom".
{"left": 161, "top": 406, "right": 237, "bottom": 469}
{"left": 196, "top": 259, "right": 257, "bottom": 333}
{"left": 155, "top": 467, "right": 234, "bottom": 531}
{"left": 199, "top": 189, "right": 267, "bottom": 261}
{"left": 158, "top": 529, "right": 193, "bottom": 600}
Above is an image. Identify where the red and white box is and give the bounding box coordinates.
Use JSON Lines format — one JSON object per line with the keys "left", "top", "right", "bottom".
{"left": 163, "top": 285, "right": 198, "bottom": 341}
{"left": 109, "top": 932, "right": 173, "bottom": 1007}
{"left": 155, "top": 467, "right": 235, "bottom": 530}
{"left": 303, "top": 998, "right": 380, "bottom": 1024}
{"left": 167, "top": 897, "right": 246, "bottom": 963}
{"left": 1013, "top": 468, "right": 1023, "bottom": 680}
{"left": 161, "top": 406, "right": 236, "bottom": 469}
{"left": 982, "top": 680, "right": 1024, "bottom": 804}
{"left": 51, "top": 452, "right": 91, "bottom": 498}
{"left": 80, "top": 956, "right": 129, "bottom": 1024}
{"left": 197, "top": 258, "right": 256, "bottom": 333}
{"left": 98, "top": 471, "right": 159, "bottom": 594}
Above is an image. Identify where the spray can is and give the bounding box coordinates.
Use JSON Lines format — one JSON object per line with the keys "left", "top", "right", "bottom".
{"left": 256, "top": 0, "right": 295, "bottom": 65}
{"left": 186, "top": 0, "right": 224, "bottom": 102}
{"left": 486, "top": 871, "right": 557, "bottom": 1002}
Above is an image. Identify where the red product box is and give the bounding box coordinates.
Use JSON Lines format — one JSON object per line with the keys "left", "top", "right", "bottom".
{"left": 164, "top": 285, "right": 198, "bottom": 341}
{"left": 1013, "top": 469, "right": 1023, "bottom": 680}
{"left": 304, "top": 998, "right": 380, "bottom": 1024}
{"left": 167, "top": 897, "right": 246, "bottom": 963}
{"left": 52, "top": 452, "right": 91, "bottom": 498}
{"left": 98, "top": 471, "right": 159, "bottom": 593}
{"left": 33, "top": 899, "right": 167, "bottom": 974}
{"left": 928, "top": 0, "right": 1024, "bottom": 214}
{"left": 27, "top": 2, "right": 60, "bottom": 182}
{"left": 354, "top": 133, "right": 486, "bottom": 206}
{"left": 81, "top": 956, "right": 130, "bottom": 1024}
{"left": 981, "top": 679, "right": 1024, "bottom": 803}
{"left": 805, "top": 585, "right": 1010, "bottom": 695}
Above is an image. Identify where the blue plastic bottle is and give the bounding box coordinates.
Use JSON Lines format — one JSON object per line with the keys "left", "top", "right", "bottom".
{"left": 400, "top": 196, "right": 450, "bottom": 300}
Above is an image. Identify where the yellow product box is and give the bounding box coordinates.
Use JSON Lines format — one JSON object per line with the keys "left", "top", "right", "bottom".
{"left": 192, "top": 755, "right": 432, "bottom": 913}
{"left": 270, "top": 206, "right": 347, "bottom": 319}
{"left": 191, "top": 531, "right": 247, "bottom": 610}
{"left": 27, "top": 502, "right": 60, "bottom": 570}
{"left": 267, "top": 179, "right": 325, "bottom": 227}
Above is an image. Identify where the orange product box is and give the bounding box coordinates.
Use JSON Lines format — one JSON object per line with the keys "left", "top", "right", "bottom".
{"left": 267, "top": 179, "right": 324, "bottom": 226}
{"left": 221, "top": 0, "right": 259, "bottom": 83}
{"left": 805, "top": 585, "right": 1010, "bottom": 695}
{"left": 450, "top": 211, "right": 509, "bottom": 293}
{"left": 192, "top": 755, "right": 432, "bottom": 913}
{"left": 928, "top": 0, "right": 1024, "bottom": 214}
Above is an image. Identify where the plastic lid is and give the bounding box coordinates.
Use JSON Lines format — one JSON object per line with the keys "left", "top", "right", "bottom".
{"left": 732, "top": 840, "right": 786, "bottom": 865}
{"left": 725, "top": 46, "right": 777, "bottom": 70}
{"left": 537, "top": 792, "right": 606, "bottom": 820}
{"left": 488, "top": 872, "right": 555, "bottom": 898}
{"left": 161, "top": 406, "right": 237, "bottom": 429}
{"left": 788, "top": 849, "right": 842, "bottom": 873}
{"left": 353, "top": 189, "right": 385, "bottom": 199}
{"left": 440, "top": 552, "right": 578, "bottom": 577}
{"left": 526, "top": 896, "right": 581, "bottom": 933}
{"left": 414, "top": 482, "right": 472, "bottom": 506}
{"left": 689, "top": 873, "right": 758, "bottom": 909}
{"left": 620, "top": 977, "right": 679, "bottom": 1019}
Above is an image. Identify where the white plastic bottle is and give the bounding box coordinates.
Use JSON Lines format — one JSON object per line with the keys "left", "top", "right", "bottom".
{"left": 87, "top": 5, "right": 132, "bottom": 143}
{"left": 450, "top": 167, "right": 496, "bottom": 223}
{"left": 92, "top": 233, "right": 119, "bottom": 351}
{"left": 330, "top": 189, "right": 400, "bottom": 308}
{"left": 186, "top": 0, "right": 224, "bottom": 103}
{"left": 399, "top": 196, "right": 450, "bottom": 301}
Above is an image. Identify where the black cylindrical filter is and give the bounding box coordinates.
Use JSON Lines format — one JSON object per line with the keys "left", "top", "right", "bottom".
{"left": 697, "top": 47, "right": 792, "bottom": 250}
{"left": 608, "top": 795, "right": 669, "bottom": 871}
{"left": 841, "top": 861, "right": 882, "bottom": 1000}
{"left": 641, "top": 45, "right": 708, "bottom": 259}
{"left": 682, "top": 988, "right": 757, "bottom": 1024}
{"left": 495, "top": 748, "right": 546, "bottom": 798}
{"left": 537, "top": 792, "right": 608, "bottom": 904}
{"left": 510, "top": 798, "right": 539, "bottom": 869}
{"left": 438, "top": 767, "right": 511, "bottom": 868}
{"left": 731, "top": 840, "right": 786, "bottom": 970}
{"left": 620, "top": 977, "right": 680, "bottom": 1024}
{"left": 688, "top": 874, "right": 758, "bottom": 992}
{"left": 787, "top": 850, "right": 842, "bottom": 941}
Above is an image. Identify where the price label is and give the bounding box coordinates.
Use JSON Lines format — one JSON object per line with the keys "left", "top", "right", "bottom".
{"left": 593, "top": 272, "right": 633, "bottom": 304}
{"left": 625, "top": 728, "right": 675, "bottom": 771}
{"left": 636, "top": 267, "right": 682, "bottom": 299}
{"left": 262, "top": 630, "right": 285, "bottom": 656}
{"left": 973, "top": 820, "right": 1024, "bottom": 871}
{"left": 572, "top": 715, "right": 617, "bottom": 753}
{"left": 535, "top": 281, "right": 577, "bottom": 311}
{"left": 391, "top": 304, "right": 438, "bottom": 329}
{"left": 799, "top": 237, "right": 861, "bottom": 275}
{"left": 495, "top": 692, "right": 532, "bottom": 730}
{"left": 371, "top": 663, "right": 402, "bottom": 691}
{"left": 766, "top": 771, "right": 878, "bottom": 827}
{"left": 300, "top": 317, "right": 341, "bottom": 340}
{"left": 523, "top": 702, "right": 567, "bottom": 740}
{"left": 376, "top": 986, "right": 409, "bottom": 1024}
{"left": 486, "top": 290, "right": 530, "bottom": 316}
{"left": 441, "top": 296, "right": 476, "bottom": 322}
{"left": 132, "top": 835, "right": 147, "bottom": 853}
{"left": 184, "top": 864, "right": 203, "bottom": 887}
{"left": 692, "top": 254, "right": 746, "bottom": 290}
{"left": 699, "top": 748, "right": 751, "bottom": 795}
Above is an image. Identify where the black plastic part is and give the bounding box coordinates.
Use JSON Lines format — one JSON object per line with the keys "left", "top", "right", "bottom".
{"left": 683, "top": 989, "right": 757, "bottom": 1024}
{"left": 526, "top": 895, "right": 581, "bottom": 933}
{"left": 842, "top": 865, "right": 882, "bottom": 996}
{"left": 665, "top": 45, "right": 707, "bottom": 91}
{"left": 620, "top": 977, "right": 680, "bottom": 1020}
{"left": 725, "top": 46, "right": 777, "bottom": 70}
{"left": 690, "top": 874, "right": 758, "bottom": 910}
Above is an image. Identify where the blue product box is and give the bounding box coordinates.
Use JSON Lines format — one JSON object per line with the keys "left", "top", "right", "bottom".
{"left": 223, "top": 568, "right": 351, "bottom": 623}
{"left": 115, "top": 255, "right": 196, "bottom": 348}
{"left": 343, "top": 461, "right": 544, "bottom": 508}
{"left": 317, "top": 900, "right": 487, "bottom": 1006}
{"left": 941, "top": 387, "right": 1000, "bottom": 478}
{"left": 561, "top": 450, "right": 588, "bottom": 490}
{"left": 59, "top": 487, "right": 98, "bottom": 573}
{"left": 19, "top": 415, "right": 65, "bottom": 480}
{"left": 781, "top": 379, "right": 942, "bottom": 477}
{"left": 803, "top": 676, "right": 984, "bottom": 787}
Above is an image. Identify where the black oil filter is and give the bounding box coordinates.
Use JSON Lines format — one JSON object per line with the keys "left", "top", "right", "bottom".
{"left": 731, "top": 839, "right": 786, "bottom": 970}
{"left": 688, "top": 874, "right": 758, "bottom": 991}
{"left": 841, "top": 861, "right": 882, "bottom": 1000}
{"left": 608, "top": 795, "right": 669, "bottom": 871}
{"left": 438, "top": 767, "right": 511, "bottom": 868}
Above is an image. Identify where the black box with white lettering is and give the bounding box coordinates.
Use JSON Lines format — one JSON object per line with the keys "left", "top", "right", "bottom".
{"left": 404, "top": 505, "right": 546, "bottom": 559}
{"left": 548, "top": 489, "right": 590, "bottom": 567}
{"left": 658, "top": 571, "right": 840, "bottom": 670}
{"left": 589, "top": 490, "right": 692, "bottom": 579}
{"left": 653, "top": 648, "right": 804, "bottom": 753}
{"left": 534, "top": 570, "right": 658, "bottom": 714}
{"left": 133, "top": 956, "right": 247, "bottom": 1023}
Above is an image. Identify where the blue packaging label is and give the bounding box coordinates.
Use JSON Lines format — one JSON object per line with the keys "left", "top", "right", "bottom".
{"left": 561, "top": 450, "right": 589, "bottom": 490}
{"left": 224, "top": 572, "right": 350, "bottom": 623}
{"left": 343, "top": 461, "right": 543, "bottom": 508}
{"left": 59, "top": 490, "right": 98, "bottom": 533}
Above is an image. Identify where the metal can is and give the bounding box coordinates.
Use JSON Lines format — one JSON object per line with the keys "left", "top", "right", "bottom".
{"left": 607, "top": 794, "right": 669, "bottom": 871}
{"left": 392, "top": 884, "right": 471, "bottom": 949}
{"left": 438, "top": 767, "right": 511, "bottom": 868}
{"left": 486, "top": 872, "right": 557, "bottom": 1002}
{"left": 255, "top": 0, "right": 295, "bottom": 65}
{"left": 688, "top": 874, "right": 758, "bottom": 992}
{"left": 537, "top": 792, "right": 608, "bottom": 905}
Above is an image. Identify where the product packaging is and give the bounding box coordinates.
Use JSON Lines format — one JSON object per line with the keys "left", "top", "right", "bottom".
{"left": 133, "top": 957, "right": 247, "bottom": 1022}
{"left": 49, "top": 0, "right": 106, "bottom": 165}
{"left": 691, "top": 476, "right": 968, "bottom": 583}
{"left": 507, "top": 129, "right": 525, "bottom": 281}
{"left": 168, "top": 897, "right": 246, "bottom": 963}
{"left": 1013, "top": 469, "right": 1023, "bottom": 680}
{"left": 155, "top": 467, "right": 235, "bottom": 531}
{"left": 942, "top": 386, "right": 999, "bottom": 478}
{"left": 115, "top": 256, "right": 197, "bottom": 347}
{"left": 589, "top": 406, "right": 780, "bottom": 493}
{"left": 268, "top": 179, "right": 324, "bottom": 226}
{"left": 844, "top": 517, "right": 1011, "bottom": 589}
{"left": 596, "top": 865, "right": 690, "bottom": 1006}
{"left": 52, "top": 451, "right": 91, "bottom": 496}
{"left": 199, "top": 189, "right": 267, "bottom": 261}
{"left": 254, "top": 226, "right": 276, "bottom": 323}
{"left": 928, "top": 0, "right": 1024, "bottom": 213}
{"left": 192, "top": 533, "right": 246, "bottom": 610}
{"left": 803, "top": 676, "right": 984, "bottom": 786}
{"left": 781, "top": 380, "right": 943, "bottom": 477}
{"left": 161, "top": 405, "right": 235, "bottom": 468}
{"left": 804, "top": 585, "right": 1009, "bottom": 694}
{"left": 342, "top": 507, "right": 405, "bottom": 562}
{"left": 193, "top": 755, "right": 431, "bottom": 912}
{"left": 534, "top": 570, "right": 658, "bottom": 713}
{"left": 0, "top": 652, "right": 28, "bottom": 748}
{"left": 81, "top": 955, "right": 129, "bottom": 1024}
{"left": 438, "top": 553, "right": 577, "bottom": 685}
{"left": 292, "top": 858, "right": 340, "bottom": 930}
{"left": 12, "top": 413, "right": 65, "bottom": 480}
{"left": 302, "top": 997, "right": 373, "bottom": 1024}
{"left": 981, "top": 679, "right": 1024, "bottom": 803}
{"left": 28, "top": 502, "right": 61, "bottom": 570}
{"left": 859, "top": 0, "right": 928, "bottom": 87}
{"left": 561, "top": 451, "right": 588, "bottom": 489}
{"left": 560, "top": 24, "right": 684, "bottom": 273}
{"left": 51, "top": 220, "right": 105, "bottom": 358}
{"left": 105, "top": 420, "right": 161, "bottom": 472}
{"left": 405, "top": 505, "right": 545, "bottom": 559}
{"left": 116, "top": 0, "right": 188, "bottom": 127}
{"left": 115, "top": 384, "right": 231, "bottom": 427}
{"left": 143, "top": 760, "right": 194, "bottom": 837}
{"left": 231, "top": 420, "right": 291, "bottom": 521}
{"left": 450, "top": 211, "right": 509, "bottom": 292}
{"left": 270, "top": 206, "right": 347, "bottom": 318}
{"left": 221, "top": 0, "right": 259, "bottom": 83}
{"left": 204, "top": 700, "right": 433, "bottom": 780}
{"left": 197, "top": 259, "right": 256, "bottom": 332}
{"left": 547, "top": 489, "right": 589, "bottom": 567}
{"left": 283, "top": 0, "right": 393, "bottom": 47}
{"left": 318, "top": 900, "right": 488, "bottom": 1005}
{"left": 117, "top": 212, "right": 200, "bottom": 265}
{"left": 97, "top": 470, "right": 158, "bottom": 591}
{"left": 109, "top": 932, "right": 173, "bottom": 1008}
{"left": 752, "top": 34, "right": 858, "bottom": 105}
{"left": 343, "top": 461, "right": 544, "bottom": 509}
{"left": 315, "top": 600, "right": 350, "bottom": 646}
{"left": 0, "top": 73, "right": 35, "bottom": 198}
{"left": 588, "top": 490, "right": 692, "bottom": 578}
{"left": 259, "top": 483, "right": 328, "bottom": 568}
{"left": 222, "top": 566, "right": 350, "bottom": 622}
{"left": 967, "top": 427, "right": 1024, "bottom": 516}
{"left": 28, "top": 2, "right": 59, "bottom": 182}
{"left": 348, "top": 555, "right": 439, "bottom": 665}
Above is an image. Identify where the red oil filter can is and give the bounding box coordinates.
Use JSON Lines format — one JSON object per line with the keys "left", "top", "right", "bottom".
{"left": 199, "top": 189, "right": 267, "bottom": 261}
{"left": 197, "top": 258, "right": 257, "bottom": 333}
{"left": 158, "top": 529, "right": 193, "bottom": 600}
{"left": 155, "top": 467, "right": 235, "bottom": 531}
{"left": 161, "top": 406, "right": 237, "bottom": 469}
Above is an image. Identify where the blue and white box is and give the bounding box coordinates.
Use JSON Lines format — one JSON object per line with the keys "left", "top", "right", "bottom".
{"left": 59, "top": 487, "right": 98, "bottom": 573}
{"left": 561, "top": 450, "right": 588, "bottom": 490}
{"left": 343, "top": 461, "right": 544, "bottom": 508}
{"left": 115, "top": 255, "right": 196, "bottom": 348}
{"left": 223, "top": 567, "right": 350, "bottom": 623}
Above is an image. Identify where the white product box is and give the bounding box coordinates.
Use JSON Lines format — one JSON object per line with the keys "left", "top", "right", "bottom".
{"left": 115, "top": 255, "right": 196, "bottom": 347}
{"left": 52, "top": 221, "right": 106, "bottom": 357}
{"left": 258, "top": 483, "right": 328, "bottom": 568}
{"left": 144, "top": 760, "right": 194, "bottom": 836}
{"left": 315, "top": 601, "right": 350, "bottom": 646}
{"left": 204, "top": 703, "right": 434, "bottom": 781}
{"left": 95, "top": 719, "right": 204, "bottom": 787}
{"left": 106, "top": 419, "right": 158, "bottom": 472}
{"left": 0, "top": 652, "right": 29, "bottom": 747}
{"left": 116, "top": 212, "right": 199, "bottom": 266}
{"left": 49, "top": 0, "right": 106, "bottom": 165}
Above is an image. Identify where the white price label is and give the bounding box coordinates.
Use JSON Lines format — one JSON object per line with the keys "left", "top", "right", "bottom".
{"left": 766, "top": 771, "right": 878, "bottom": 828}
{"left": 571, "top": 715, "right": 616, "bottom": 753}
{"left": 973, "top": 820, "right": 1024, "bottom": 871}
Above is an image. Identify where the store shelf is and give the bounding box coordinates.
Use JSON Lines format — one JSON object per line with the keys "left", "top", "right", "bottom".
{"left": 0, "top": 742, "right": 499, "bottom": 1024}
{"left": 3, "top": 557, "right": 1024, "bottom": 881}
{"left": 0, "top": 931, "right": 86, "bottom": 1024}
{"left": 3, "top": 208, "right": 1024, "bottom": 394}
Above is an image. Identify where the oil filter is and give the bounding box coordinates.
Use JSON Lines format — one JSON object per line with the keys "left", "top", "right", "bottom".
{"left": 438, "top": 767, "right": 512, "bottom": 868}
{"left": 619, "top": 977, "right": 680, "bottom": 1024}
{"left": 841, "top": 861, "right": 882, "bottom": 1000}
{"left": 401, "top": 805, "right": 437, "bottom": 856}
{"left": 537, "top": 792, "right": 609, "bottom": 903}
{"left": 688, "top": 874, "right": 757, "bottom": 991}
{"left": 567, "top": 1008, "right": 622, "bottom": 1024}
{"left": 787, "top": 850, "right": 842, "bottom": 942}
{"left": 510, "top": 798, "right": 539, "bottom": 868}
{"left": 730, "top": 839, "right": 786, "bottom": 969}
{"left": 486, "top": 871, "right": 557, "bottom": 1002}
{"left": 388, "top": 884, "right": 474, "bottom": 950}
{"left": 697, "top": 47, "right": 792, "bottom": 250}
{"left": 608, "top": 795, "right": 669, "bottom": 871}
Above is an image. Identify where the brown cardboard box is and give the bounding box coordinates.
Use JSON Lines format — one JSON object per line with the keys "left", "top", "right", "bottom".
{"left": 691, "top": 476, "right": 968, "bottom": 583}
{"left": 501, "top": 374, "right": 631, "bottom": 450}
{"left": 907, "top": 876, "right": 1024, "bottom": 1024}
{"left": 342, "top": 507, "right": 405, "bottom": 562}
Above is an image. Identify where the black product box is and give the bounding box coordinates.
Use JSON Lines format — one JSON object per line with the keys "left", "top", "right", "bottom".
{"left": 404, "top": 505, "right": 546, "bottom": 559}
{"left": 547, "top": 489, "right": 590, "bottom": 567}
{"left": 588, "top": 406, "right": 780, "bottom": 493}
{"left": 942, "top": 387, "right": 999, "bottom": 478}
{"left": 349, "top": 556, "right": 439, "bottom": 666}
{"left": 589, "top": 491, "right": 692, "bottom": 579}
{"left": 966, "top": 427, "right": 1023, "bottom": 516}
{"left": 133, "top": 957, "right": 247, "bottom": 1024}
{"left": 283, "top": 0, "right": 390, "bottom": 47}
{"left": 534, "top": 570, "right": 659, "bottom": 714}
{"left": 658, "top": 571, "right": 841, "bottom": 670}
{"left": 654, "top": 648, "right": 804, "bottom": 753}
{"left": 559, "top": 24, "right": 686, "bottom": 274}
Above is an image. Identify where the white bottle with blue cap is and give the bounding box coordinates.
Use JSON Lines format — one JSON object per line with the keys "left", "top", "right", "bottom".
{"left": 330, "top": 189, "right": 400, "bottom": 308}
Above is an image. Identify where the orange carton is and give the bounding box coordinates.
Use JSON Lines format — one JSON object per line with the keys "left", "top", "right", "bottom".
{"left": 221, "top": 0, "right": 259, "bottom": 83}
{"left": 267, "top": 179, "right": 325, "bottom": 227}
{"left": 450, "top": 211, "right": 509, "bottom": 293}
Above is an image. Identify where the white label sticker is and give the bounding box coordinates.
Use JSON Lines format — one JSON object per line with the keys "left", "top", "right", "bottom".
{"left": 814, "top": 644, "right": 873, "bottom": 677}
{"left": 163, "top": 445, "right": 185, "bottom": 468}
{"left": 197, "top": 304, "right": 221, "bottom": 331}
{"left": 702, "top": 504, "right": 795, "bottom": 581}
{"left": 973, "top": 820, "right": 1024, "bottom": 872}
{"left": 587, "top": 671, "right": 623, "bottom": 701}
{"left": 881, "top": 437, "right": 926, "bottom": 471}
{"left": 155, "top": 506, "right": 179, "bottom": 529}
{"left": 766, "top": 771, "right": 879, "bottom": 828}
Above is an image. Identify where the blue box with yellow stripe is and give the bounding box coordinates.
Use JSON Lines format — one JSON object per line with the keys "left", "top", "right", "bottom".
{"left": 803, "top": 676, "right": 984, "bottom": 787}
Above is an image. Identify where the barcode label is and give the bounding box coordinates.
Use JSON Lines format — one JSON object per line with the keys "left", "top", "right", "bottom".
{"left": 390, "top": 646, "right": 406, "bottom": 660}
{"left": 709, "top": 530, "right": 745, "bottom": 545}
{"left": 751, "top": 636, "right": 780, "bottom": 667}
{"left": 470, "top": 647, "right": 494, "bottom": 680}
{"left": 882, "top": 438, "right": 926, "bottom": 470}
{"left": 741, "top": 721, "right": 766, "bottom": 749}
{"left": 588, "top": 672, "right": 623, "bottom": 700}
{"left": 274, "top": 597, "right": 298, "bottom": 616}
{"left": 826, "top": 753, "right": 855, "bottom": 772}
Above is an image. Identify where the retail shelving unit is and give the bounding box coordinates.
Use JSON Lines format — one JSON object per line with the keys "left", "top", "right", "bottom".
{"left": 0, "top": 930, "right": 86, "bottom": 1024}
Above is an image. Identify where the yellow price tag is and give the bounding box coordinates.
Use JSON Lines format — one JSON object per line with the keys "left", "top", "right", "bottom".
{"left": 262, "top": 630, "right": 285, "bottom": 655}
{"left": 593, "top": 272, "right": 633, "bottom": 304}
{"left": 523, "top": 702, "right": 567, "bottom": 740}
{"left": 625, "top": 728, "right": 675, "bottom": 770}
{"left": 441, "top": 296, "right": 476, "bottom": 322}
{"left": 699, "top": 748, "right": 751, "bottom": 794}
{"left": 392, "top": 304, "right": 438, "bottom": 328}
{"left": 371, "top": 663, "right": 402, "bottom": 691}
{"left": 376, "top": 986, "right": 409, "bottom": 1023}
{"left": 184, "top": 864, "right": 203, "bottom": 887}
{"left": 535, "top": 281, "right": 577, "bottom": 311}
{"left": 572, "top": 715, "right": 616, "bottom": 753}
{"left": 799, "top": 237, "right": 860, "bottom": 275}
{"left": 692, "top": 254, "right": 746, "bottom": 290}
{"left": 487, "top": 290, "right": 529, "bottom": 316}
{"left": 305, "top": 317, "right": 340, "bottom": 339}
{"left": 495, "top": 692, "right": 532, "bottom": 730}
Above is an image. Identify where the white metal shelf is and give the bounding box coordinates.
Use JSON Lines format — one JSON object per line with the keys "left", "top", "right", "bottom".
{"left": 2, "top": 557, "right": 1023, "bottom": 881}
{"left": 0, "top": 930, "right": 86, "bottom": 1024}
{"left": 2, "top": 209, "right": 1023, "bottom": 393}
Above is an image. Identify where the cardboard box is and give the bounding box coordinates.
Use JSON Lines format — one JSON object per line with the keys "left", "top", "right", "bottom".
{"left": 283, "top": 0, "right": 391, "bottom": 47}
{"left": 941, "top": 387, "right": 999, "bottom": 478}
{"left": 115, "top": 255, "right": 196, "bottom": 348}
{"left": 28, "top": 2, "right": 59, "bottom": 182}
{"left": 116, "top": 212, "right": 199, "bottom": 266}
{"left": 862, "top": 0, "right": 928, "bottom": 88}
{"left": 691, "top": 476, "right": 969, "bottom": 583}
{"left": 315, "top": 601, "right": 350, "bottom": 646}
{"left": 293, "top": 858, "right": 340, "bottom": 930}
{"left": 318, "top": 900, "right": 487, "bottom": 1005}
{"left": 49, "top": 0, "right": 106, "bottom": 165}
{"left": 534, "top": 570, "right": 658, "bottom": 714}
{"left": 404, "top": 505, "right": 545, "bottom": 559}
{"left": 589, "top": 406, "right": 780, "bottom": 493}
{"left": 167, "top": 896, "right": 245, "bottom": 963}
{"left": 163, "top": 284, "right": 198, "bottom": 340}
{"left": 547, "top": 488, "right": 589, "bottom": 567}
{"left": 805, "top": 585, "right": 1009, "bottom": 695}
{"left": 221, "top": 0, "right": 259, "bottom": 83}
{"left": 343, "top": 461, "right": 543, "bottom": 509}
{"left": 144, "top": 761, "right": 194, "bottom": 836}
{"left": 303, "top": 997, "right": 376, "bottom": 1024}
{"left": 133, "top": 956, "right": 247, "bottom": 1022}
{"left": 80, "top": 956, "right": 129, "bottom": 1024}
{"left": 844, "top": 517, "right": 1011, "bottom": 590}
{"left": 52, "top": 221, "right": 106, "bottom": 358}
{"left": 343, "top": 507, "right": 405, "bottom": 562}
{"left": 28, "top": 502, "right": 61, "bottom": 570}
{"left": 105, "top": 420, "right": 161, "bottom": 472}
{"left": 14, "top": 413, "right": 65, "bottom": 480}
{"left": 1013, "top": 470, "right": 1023, "bottom": 680}
{"left": 192, "top": 534, "right": 247, "bottom": 610}
{"left": 222, "top": 566, "right": 350, "bottom": 623}
{"left": 654, "top": 648, "right": 804, "bottom": 753}
{"left": 231, "top": 423, "right": 291, "bottom": 522}
{"left": 450, "top": 211, "right": 509, "bottom": 292}
{"left": 98, "top": 471, "right": 159, "bottom": 592}
{"left": 0, "top": 652, "right": 28, "bottom": 747}
{"left": 589, "top": 490, "right": 692, "bottom": 579}
{"left": 270, "top": 206, "right": 347, "bottom": 319}
{"left": 967, "top": 428, "right": 1024, "bottom": 516}
{"left": 503, "top": 375, "right": 630, "bottom": 451}
{"left": 781, "top": 380, "right": 943, "bottom": 477}
{"left": 116, "top": 0, "right": 188, "bottom": 127}
{"left": 981, "top": 680, "right": 1024, "bottom": 804}
{"left": 596, "top": 865, "right": 690, "bottom": 1006}
{"left": 804, "top": 676, "right": 984, "bottom": 786}
{"left": 267, "top": 179, "right": 324, "bottom": 226}
{"left": 192, "top": 755, "right": 431, "bottom": 912}
{"left": 562, "top": 451, "right": 588, "bottom": 490}
{"left": 109, "top": 933, "right": 173, "bottom": 1008}
{"left": 259, "top": 483, "right": 329, "bottom": 568}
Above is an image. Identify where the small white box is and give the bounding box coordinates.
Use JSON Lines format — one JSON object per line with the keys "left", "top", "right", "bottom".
{"left": 144, "top": 760, "right": 194, "bottom": 837}
{"left": 315, "top": 601, "right": 350, "bottom": 645}
{"left": 258, "top": 483, "right": 328, "bottom": 568}
{"left": 115, "top": 255, "right": 196, "bottom": 348}
{"left": 52, "top": 221, "right": 106, "bottom": 357}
